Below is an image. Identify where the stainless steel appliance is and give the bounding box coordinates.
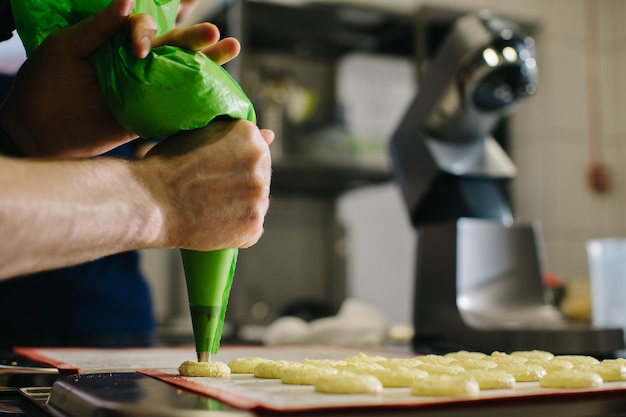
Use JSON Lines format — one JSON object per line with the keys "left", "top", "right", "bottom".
{"left": 389, "top": 10, "right": 624, "bottom": 355}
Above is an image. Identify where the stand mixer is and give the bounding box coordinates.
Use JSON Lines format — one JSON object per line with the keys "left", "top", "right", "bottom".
{"left": 389, "top": 10, "right": 624, "bottom": 355}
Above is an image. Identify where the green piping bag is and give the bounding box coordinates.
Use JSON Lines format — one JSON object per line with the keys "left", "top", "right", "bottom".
{"left": 11, "top": 0, "right": 256, "bottom": 360}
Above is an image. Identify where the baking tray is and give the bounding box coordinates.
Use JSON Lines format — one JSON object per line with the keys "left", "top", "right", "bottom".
{"left": 18, "top": 372, "right": 626, "bottom": 417}
{"left": 14, "top": 345, "right": 626, "bottom": 416}
{"left": 142, "top": 368, "right": 626, "bottom": 413}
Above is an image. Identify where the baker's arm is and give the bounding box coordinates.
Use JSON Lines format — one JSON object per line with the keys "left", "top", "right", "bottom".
{"left": 0, "top": 119, "right": 273, "bottom": 280}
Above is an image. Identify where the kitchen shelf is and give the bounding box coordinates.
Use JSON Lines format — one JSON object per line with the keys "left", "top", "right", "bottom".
{"left": 271, "top": 157, "right": 392, "bottom": 196}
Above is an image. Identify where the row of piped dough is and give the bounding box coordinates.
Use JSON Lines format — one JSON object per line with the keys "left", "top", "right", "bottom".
{"left": 179, "top": 350, "right": 626, "bottom": 396}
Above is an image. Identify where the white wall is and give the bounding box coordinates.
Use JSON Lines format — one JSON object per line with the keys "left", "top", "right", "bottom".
{"left": 338, "top": 183, "right": 415, "bottom": 325}
{"left": 508, "top": 0, "right": 626, "bottom": 279}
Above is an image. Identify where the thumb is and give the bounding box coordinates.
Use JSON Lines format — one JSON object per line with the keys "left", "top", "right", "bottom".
{"left": 260, "top": 128, "right": 275, "bottom": 146}
{"left": 62, "top": 0, "right": 135, "bottom": 57}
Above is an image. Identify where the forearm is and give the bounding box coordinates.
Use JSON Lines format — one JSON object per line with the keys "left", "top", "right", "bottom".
{"left": 0, "top": 155, "right": 162, "bottom": 280}
{"left": 0, "top": 120, "right": 273, "bottom": 280}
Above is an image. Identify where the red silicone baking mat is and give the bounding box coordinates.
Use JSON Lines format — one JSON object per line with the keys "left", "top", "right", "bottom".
{"left": 13, "top": 345, "right": 406, "bottom": 374}
{"left": 140, "top": 368, "right": 626, "bottom": 413}
{"left": 13, "top": 346, "right": 195, "bottom": 374}
{"left": 16, "top": 345, "right": 626, "bottom": 412}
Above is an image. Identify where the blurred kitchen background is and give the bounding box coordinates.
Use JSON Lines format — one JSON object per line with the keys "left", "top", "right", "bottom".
{"left": 133, "top": 0, "right": 626, "bottom": 345}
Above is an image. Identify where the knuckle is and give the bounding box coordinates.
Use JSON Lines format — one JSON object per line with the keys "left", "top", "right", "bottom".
{"left": 244, "top": 203, "right": 266, "bottom": 238}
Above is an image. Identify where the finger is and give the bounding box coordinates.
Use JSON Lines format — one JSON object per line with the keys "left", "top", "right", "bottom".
{"left": 260, "top": 129, "right": 275, "bottom": 146}
{"left": 152, "top": 22, "right": 220, "bottom": 51}
{"left": 127, "top": 13, "right": 157, "bottom": 58}
{"left": 199, "top": 37, "right": 241, "bottom": 65}
{"left": 63, "top": 0, "right": 135, "bottom": 57}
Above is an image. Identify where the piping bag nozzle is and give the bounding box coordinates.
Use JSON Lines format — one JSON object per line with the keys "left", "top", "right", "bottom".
{"left": 180, "top": 248, "right": 238, "bottom": 360}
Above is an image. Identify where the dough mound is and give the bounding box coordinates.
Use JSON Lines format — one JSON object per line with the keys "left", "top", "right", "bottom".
{"left": 178, "top": 360, "right": 231, "bottom": 377}
{"left": 218, "top": 349, "right": 620, "bottom": 396}
{"left": 410, "top": 374, "right": 480, "bottom": 397}
{"left": 456, "top": 358, "right": 497, "bottom": 370}
{"left": 445, "top": 350, "right": 488, "bottom": 360}
{"left": 253, "top": 360, "right": 297, "bottom": 379}
{"left": 497, "top": 363, "right": 546, "bottom": 382}
{"left": 510, "top": 350, "right": 554, "bottom": 361}
{"left": 539, "top": 370, "right": 603, "bottom": 388}
{"left": 280, "top": 365, "right": 338, "bottom": 385}
{"left": 576, "top": 363, "right": 626, "bottom": 382}
{"left": 314, "top": 372, "right": 383, "bottom": 394}
{"left": 554, "top": 355, "right": 600, "bottom": 365}
{"left": 336, "top": 362, "right": 385, "bottom": 374}
{"left": 466, "top": 370, "right": 515, "bottom": 390}
{"left": 488, "top": 352, "right": 528, "bottom": 365}
{"left": 414, "top": 363, "right": 466, "bottom": 375}
{"left": 228, "top": 357, "right": 271, "bottom": 373}
{"left": 525, "top": 358, "right": 573, "bottom": 372}
{"left": 343, "top": 352, "right": 388, "bottom": 363}
{"left": 369, "top": 366, "right": 428, "bottom": 388}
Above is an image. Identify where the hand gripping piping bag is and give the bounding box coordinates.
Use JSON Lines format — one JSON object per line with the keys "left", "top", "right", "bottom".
{"left": 11, "top": 0, "right": 256, "bottom": 358}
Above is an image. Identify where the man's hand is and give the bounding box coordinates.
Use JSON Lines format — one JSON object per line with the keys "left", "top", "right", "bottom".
{"left": 138, "top": 120, "right": 274, "bottom": 251}
{"left": 0, "top": 0, "right": 241, "bottom": 158}
{"left": 152, "top": 23, "right": 241, "bottom": 65}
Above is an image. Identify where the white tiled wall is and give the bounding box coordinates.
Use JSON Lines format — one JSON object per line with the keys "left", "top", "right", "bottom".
{"left": 416, "top": 0, "right": 626, "bottom": 280}
{"left": 507, "top": 0, "right": 626, "bottom": 279}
